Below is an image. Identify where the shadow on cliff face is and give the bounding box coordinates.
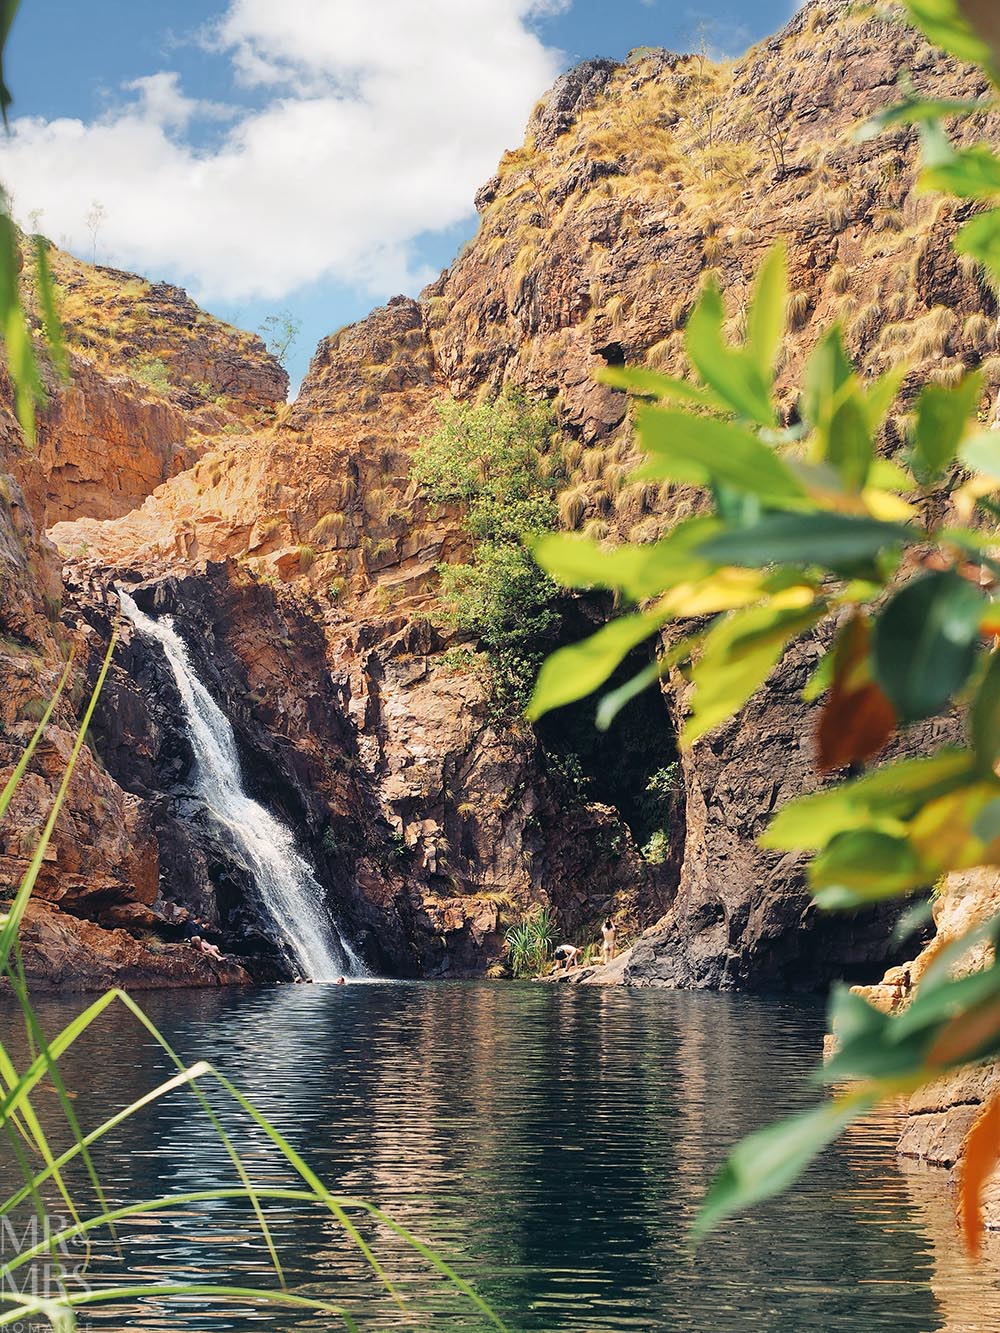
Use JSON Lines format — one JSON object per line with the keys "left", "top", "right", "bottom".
{"left": 533, "top": 641, "right": 683, "bottom": 917}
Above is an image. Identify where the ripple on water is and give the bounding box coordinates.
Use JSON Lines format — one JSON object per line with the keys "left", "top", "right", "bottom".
{"left": 3, "top": 982, "right": 1000, "bottom": 1331}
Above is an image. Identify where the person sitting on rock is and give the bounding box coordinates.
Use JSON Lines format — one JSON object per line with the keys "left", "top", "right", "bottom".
{"left": 553, "top": 943, "right": 582, "bottom": 971}
{"left": 192, "top": 932, "right": 225, "bottom": 963}
{"left": 177, "top": 910, "right": 226, "bottom": 963}
{"left": 888, "top": 967, "right": 912, "bottom": 1009}
{"left": 601, "top": 916, "right": 617, "bottom": 965}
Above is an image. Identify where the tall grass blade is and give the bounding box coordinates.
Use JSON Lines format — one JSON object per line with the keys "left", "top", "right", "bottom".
{"left": 0, "top": 636, "right": 115, "bottom": 969}
{"left": 0, "top": 656, "right": 72, "bottom": 821}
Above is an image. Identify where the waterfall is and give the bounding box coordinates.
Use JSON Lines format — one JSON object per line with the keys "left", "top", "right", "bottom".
{"left": 118, "top": 590, "right": 365, "bottom": 982}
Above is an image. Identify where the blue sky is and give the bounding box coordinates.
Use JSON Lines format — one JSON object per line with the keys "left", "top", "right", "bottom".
{"left": 5, "top": 0, "right": 794, "bottom": 390}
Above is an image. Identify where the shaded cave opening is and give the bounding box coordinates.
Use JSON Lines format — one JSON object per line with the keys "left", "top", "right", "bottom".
{"left": 533, "top": 639, "right": 683, "bottom": 879}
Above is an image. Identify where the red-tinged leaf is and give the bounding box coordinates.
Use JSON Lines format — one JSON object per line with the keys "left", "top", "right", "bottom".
{"left": 928, "top": 994, "right": 1000, "bottom": 1069}
{"left": 909, "top": 781, "right": 1000, "bottom": 876}
{"left": 818, "top": 684, "right": 897, "bottom": 772}
{"left": 817, "top": 615, "right": 897, "bottom": 772}
{"left": 958, "top": 1086, "right": 1000, "bottom": 1258}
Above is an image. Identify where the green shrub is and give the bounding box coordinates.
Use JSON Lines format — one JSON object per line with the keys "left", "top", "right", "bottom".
{"left": 505, "top": 905, "right": 555, "bottom": 977}
{"left": 641, "top": 830, "right": 670, "bottom": 864}
{"left": 129, "top": 355, "right": 171, "bottom": 393}
{"left": 414, "top": 392, "right": 564, "bottom": 712}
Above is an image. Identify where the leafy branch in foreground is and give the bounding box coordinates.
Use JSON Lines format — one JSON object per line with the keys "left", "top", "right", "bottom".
{"left": 528, "top": 0, "right": 1000, "bottom": 1254}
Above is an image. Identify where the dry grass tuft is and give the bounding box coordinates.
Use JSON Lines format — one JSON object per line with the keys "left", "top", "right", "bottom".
{"left": 788, "top": 291, "right": 810, "bottom": 331}
{"left": 963, "top": 312, "right": 995, "bottom": 356}
{"left": 558, "top": 485, "right": 589, "bottom": 530}
{"left": 311, "top": 511, "right": 346, "bottom": 544}
{"left": 828, "top": 262, "right": 850, "bottom": 294}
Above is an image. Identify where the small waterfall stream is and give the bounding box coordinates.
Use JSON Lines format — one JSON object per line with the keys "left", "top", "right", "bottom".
{"left": 119, "top": 591, "right": 365, "bottom": 981}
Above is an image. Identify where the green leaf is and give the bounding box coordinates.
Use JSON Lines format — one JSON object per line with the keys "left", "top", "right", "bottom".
{"left": 960, "top": 431, "right": 1000, "bottom": 478}
{"left": 864, "top": 367, "right": 909, "bottom": 436}
{"left": 911, "top": 372, "right": 983, "bottom": 483}
{"left": 0, "top": 207, "right": 44, "bottom": 444}
{"left": 919, "top": 115, "right": 960, "bottom": 171}
{"left": 939, "top": 526, "right": 1000, "bottom": 582}
{"left": 595, "top": 660, "right": 661, "bottom": 732}
{"left": 0, "top": 0, "right": 19, "bottom": 126}
{"left": 0, "top": 637, "right": 118, "bottom": 970}
{"left": 906, "top": 778, "right": 1000, "bottom": 875}
{"left": 872, "top": 569, "right": 984, "bottom": 722}
{"left": 972, "top": 794, "right": 1000, "bottom": 841}
{"left": 802, "top": 326, "right": 854, "bottom": 443}
{"left": 0, "top": 659, "right": 72, "bottom": 821}
{"left": 596, "top": 364, "right": 724, "bottom": 409}
{"left": 802, "top": 646, "right": 835, "bottom": 702}
{"left": 684, "top": 279, "right": 775, "bottom": 426}
{"left": 692, "top": 1092, "right": 875, "bottom": 1239}
{"left": 683, "top": 600, "right": 823, "bottom": 745}
{"left": 761, "top": 749, "right": 976, "bottom": 850}
{"left": 856, "top": 95, "right": 986, "bottom": 141}
{"left": 526, "top": 609, "right": 667, "bottom": 721}
{"left": 596, "top": 628, "right": 704, "bottom": 735}
{"left": 697, "top": 512, "right": 914, "bottom": 571}
{"left": 33, "top": 235, "right": 69, "bottom": 383}
{"left": 530, "top": 517, "right": 720, "bottom": 602}
{"left": 809, "top": 829, "right": 928, "bottom": 901}
{"left": 955, "top": 209, "right": 1000, "bottom": 287}
{"left": 827, "top": 392, "right": 873, "bottom": 491}
{"left": 904, "top": 0, "right": 1000, "bottom": 84}
{"left": 821, "top": 987, "right": 933, "bottom": 1083}
{"left": 637, "top": 406, "right": 807, "bottom": 505}
{"left": 921, "top": 144, "right": 1000, "bottom": 196}
{"left": 972, "top": 650, "right": 1000, "bottom": 774}
{"left": 746, "top": 242, "right": 787, "bottom": 382}
{"left": 868, "top": 458, "right": 915, "bottom": 492}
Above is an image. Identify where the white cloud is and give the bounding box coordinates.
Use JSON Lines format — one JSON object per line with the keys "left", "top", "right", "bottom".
{"left": 0, "top": 0, "right": 567, "bottom": 302}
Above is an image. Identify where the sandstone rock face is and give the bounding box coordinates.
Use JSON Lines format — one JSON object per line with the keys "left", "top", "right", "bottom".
{"left": 39, "top": 357, "right": 207, "bottom": 525}
{"left": 92, "top": 565, "right": 669, "bottom": 978}
{"left": 861, "top": 870, "right": 1000, "bottom": 1229}
{"left": 7, "top": 0, "right": 1000, "bottom": 988}
{"left": 30, "top": 245, "right": 288, "bottom": 526}
{"left": 16, "top": 899, "right": 250, "bottom": 991}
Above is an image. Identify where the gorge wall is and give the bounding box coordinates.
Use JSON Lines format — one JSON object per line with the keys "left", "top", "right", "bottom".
{"left": 2, "top": 0, "right": 997, "bottom": 986}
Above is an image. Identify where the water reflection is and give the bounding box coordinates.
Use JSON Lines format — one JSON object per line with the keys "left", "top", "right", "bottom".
{"left": 3, "top": 983, "right": 999, "bottom": 1330}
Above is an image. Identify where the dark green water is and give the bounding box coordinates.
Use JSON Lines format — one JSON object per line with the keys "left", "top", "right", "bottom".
{"left": 4, "top": 981, "right": 1000, "bottom": 1331}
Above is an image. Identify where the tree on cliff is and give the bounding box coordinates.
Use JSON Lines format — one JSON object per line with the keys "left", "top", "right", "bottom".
{"left": 528, "top": 0, "right": 1000, "bottom": 1256}
{"left": 414, "top": 391, "right": 564, "bottom": 712}
{"left": 258, "top": 308, "right": 301, "bottom": 367}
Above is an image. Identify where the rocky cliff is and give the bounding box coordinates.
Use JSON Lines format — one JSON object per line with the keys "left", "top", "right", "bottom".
{"left": 848, "top": 869, "right": 1000, "bottom": 1230}
{"left": 4, "top": 0, "right": 998, "bottom": 986}
{"left": 30, "top": 245, "right": 288, "bottom": 525}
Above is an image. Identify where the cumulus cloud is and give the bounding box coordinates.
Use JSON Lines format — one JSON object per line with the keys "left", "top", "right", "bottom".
{"left": 0, "top": 0, "right": 567, "bottom": 301}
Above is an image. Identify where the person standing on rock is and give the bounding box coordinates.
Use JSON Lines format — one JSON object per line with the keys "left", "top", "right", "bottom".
{"left": 601, "top": 916, "right": 617, "bottom": 966}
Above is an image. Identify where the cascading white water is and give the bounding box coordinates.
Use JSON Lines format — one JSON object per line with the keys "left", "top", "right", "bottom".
{"left": 118, "top": 590, "right": 365, "bottom": 982}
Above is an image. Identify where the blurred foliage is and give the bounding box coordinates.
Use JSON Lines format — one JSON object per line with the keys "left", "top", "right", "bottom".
{"left": 528, "top": 0, "right": 1000, "bottom": 1254}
